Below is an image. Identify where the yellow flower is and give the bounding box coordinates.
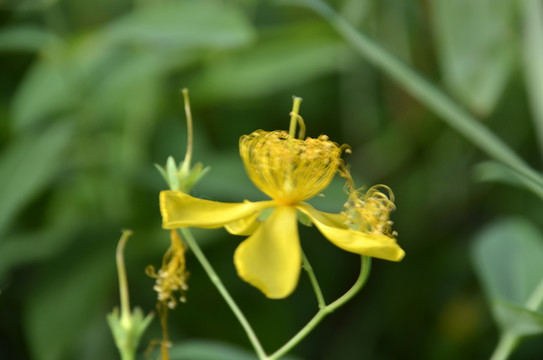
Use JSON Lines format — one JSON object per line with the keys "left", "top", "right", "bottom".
{"left": 160, "top": 129, "right": 405, "bottom": 299}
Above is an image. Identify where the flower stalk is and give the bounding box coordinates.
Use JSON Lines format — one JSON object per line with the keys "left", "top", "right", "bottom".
{"left": 179, "top": 227, "right": 267, "bottom": 359}
{"left": 268, "top": 256, "right": 372, "bottom": 360}
{"left": 302, "top": 251, "right": 326, "bottom": 309}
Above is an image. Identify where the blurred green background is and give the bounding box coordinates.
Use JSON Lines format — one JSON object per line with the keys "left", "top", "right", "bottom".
{"left": 1, "top": 0, "right": 543, "bottom": 359}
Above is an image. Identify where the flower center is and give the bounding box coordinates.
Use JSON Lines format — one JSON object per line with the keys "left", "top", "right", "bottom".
{"left": 240, "top": 130, "right": 342, "bottom": 205}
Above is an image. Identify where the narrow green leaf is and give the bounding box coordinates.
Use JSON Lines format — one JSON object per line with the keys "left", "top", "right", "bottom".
{"left": 522, "top": 0, "right": 543, "bottom": 157}
{"left": 0, "top": 26, "right": 58, "bottom": 52}
{"left": 105, "top": 1, "right": 255, "bottom": 49}
{"left": 0, "top": 121, "right": 73, "bottom": 237}
{"left": 84, "top": 52, "right": 165, "bottom": 121}
{"left": 284, "top": 0, "right": 543, "bottom": 193}
{"left": 6, "top": 0, "right": 59, "bottom": 11}
{"left": 11, "top": 59, "right": 78, "bottom": 130}
{"left": 430, "top": 0, "right": 516, "bottom": 115}
{"left": 193, "top": 22, "right": 344, "bottom": 101}
{"left": 473, "top": 161, "right": 543, "bottom": 200}
{"left": 0, "top": 225, "right": 76, "bottom": 279}
{"left": 24, "top": 244, "right": 115, "bottom": 360}
{"left": 12, "top": 1, "right": 255, "bottom": 131}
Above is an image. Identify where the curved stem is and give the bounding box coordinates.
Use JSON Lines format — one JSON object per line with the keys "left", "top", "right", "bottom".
{"left": 268, "top": 256, "right": 371, "bottom": 360}
{"left": 327, "top": 256, "right": 371, "bottom": 312}
{"left": 302, "top": 251, "right": 326, "bottom": 309}
{"left": 179, "top": 228, "right": 267, "bottom": 360}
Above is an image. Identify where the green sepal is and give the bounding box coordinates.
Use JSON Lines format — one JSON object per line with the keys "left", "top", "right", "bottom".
{"left": 297, "top": 210, "right": 313, "bottom": 227}
{"left": 107, "top": 307, "right": 154, "bottom": 359}
{"left": 179, "top": 162, "right": 210, "bottom": 192}
{"left": 156, "top": 156, "right": 210, "bottom": 192}
{"left": 166, "top": 156, "right": 180, "bottom": 191}
{"left": 258, "top": 207, "right": 274, "bottom": 222}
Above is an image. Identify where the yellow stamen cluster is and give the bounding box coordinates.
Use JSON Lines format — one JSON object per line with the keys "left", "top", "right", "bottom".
{"left": 341, "top": 168, "right": 397, "bottom": 237}
{"left": 146, "top": 230, "right": 189, "bottom": 309}
{"left": 240, "top": 130, "right": 343, "bottom": 205}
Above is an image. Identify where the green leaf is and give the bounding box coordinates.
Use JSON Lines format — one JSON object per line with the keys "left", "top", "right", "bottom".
{"left": 24, "top": 242, "right": 115, "bottom": 360}
{"left": 473, "top": 161, "right": 543, "bottom": 200}
{"left": 84, "top": 52, "right": 165, "bottom": 121}
{"left": 11, "top": 1, "right": 255, "bottom": 131}
{"left": 0, "top": 121, "right": 73, "bottom": 237}
{"left": 0, "top": 225, "right": 75, "bottom": 280}
{"left": 193, "top": 21, "right": 345, "bottom": 101}
{"left": 165, "top": 340, "right": 301, "bottom": 360}
{"left": 430, "top": 0, "right": 517, "bottom": 115}
{"left": 472, "top": 218, "right": 543, "bottom": 306}
{"left": 11, "top": 58, "right": 79, "bottom": 131}
{"left": 472, "top": 218, "right": 543, "bottom": 335}
{"left": 0, "top": 26, "right": 58, "bottom": 52}
{"left": 168, "top": 340, "right": 259, "bottom": 360}
{"left": 105, "top": 1, "right": 255, "bottom": 49}
{"left": 521, "top": 0, "right": 543, "bottom": 155}
{"left": 286, "top": 0, "right": 543, "bottom": 193}
{"left": 6, "top": 0, "right": 59, "bottom": 11}
{"left": 492, "top": 300, "right": 543, "bottom": 336}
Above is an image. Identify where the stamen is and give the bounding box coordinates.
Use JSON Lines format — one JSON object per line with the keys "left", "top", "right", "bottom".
{"left": 146, "top": 230, "right": 189, "bottom": 309}
{"left": 340, "top": 164, "right": 397, "bottom": 237}
{"left": 240, "top": 130, "right": 344, "bottom": 204}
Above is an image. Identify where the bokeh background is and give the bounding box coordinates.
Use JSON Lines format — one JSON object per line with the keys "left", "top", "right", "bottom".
{"left": 1, "top": 0, "right": 542, "bottom": 359}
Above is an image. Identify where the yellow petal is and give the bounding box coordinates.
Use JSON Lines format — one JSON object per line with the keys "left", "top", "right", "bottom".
{"left": 225, "top": 211, "right": 261, "bottom": 235}
{"left": 234, "top": 206, "right": 301, "bottom": 299}
{"left": 160, "top": 190, "right": 275, "bottom": 229}
{"left": 297, "top": 203, "right": 405, "bottom": 261}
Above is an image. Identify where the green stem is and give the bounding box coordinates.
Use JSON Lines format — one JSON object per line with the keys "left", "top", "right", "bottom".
{"left": 490, "top": 332, "right": 519, "bottom": 360}
{"left": 288, "top": 96, "right": 303, "bottom": 139}
{"left": 327, "top": 256, "right": 371, "bottom": 312}
{"left": 285, "top": 0, "right": 543, "bottom": 191}
{"left": 268, "top": 256, "right": 371, "bottom": 360}
{"left": 179, "top": 228, "right": 267, "bottom": 360}
{"left": 302, "top": 251, "right": 326, "bottom": 309}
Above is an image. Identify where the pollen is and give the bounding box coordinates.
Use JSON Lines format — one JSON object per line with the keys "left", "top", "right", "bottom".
{"left": 146, "top": 230, "right": 189, "bottom": 309}
{"left": 240, "top": 130, "right": 343, "bottom": 205}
